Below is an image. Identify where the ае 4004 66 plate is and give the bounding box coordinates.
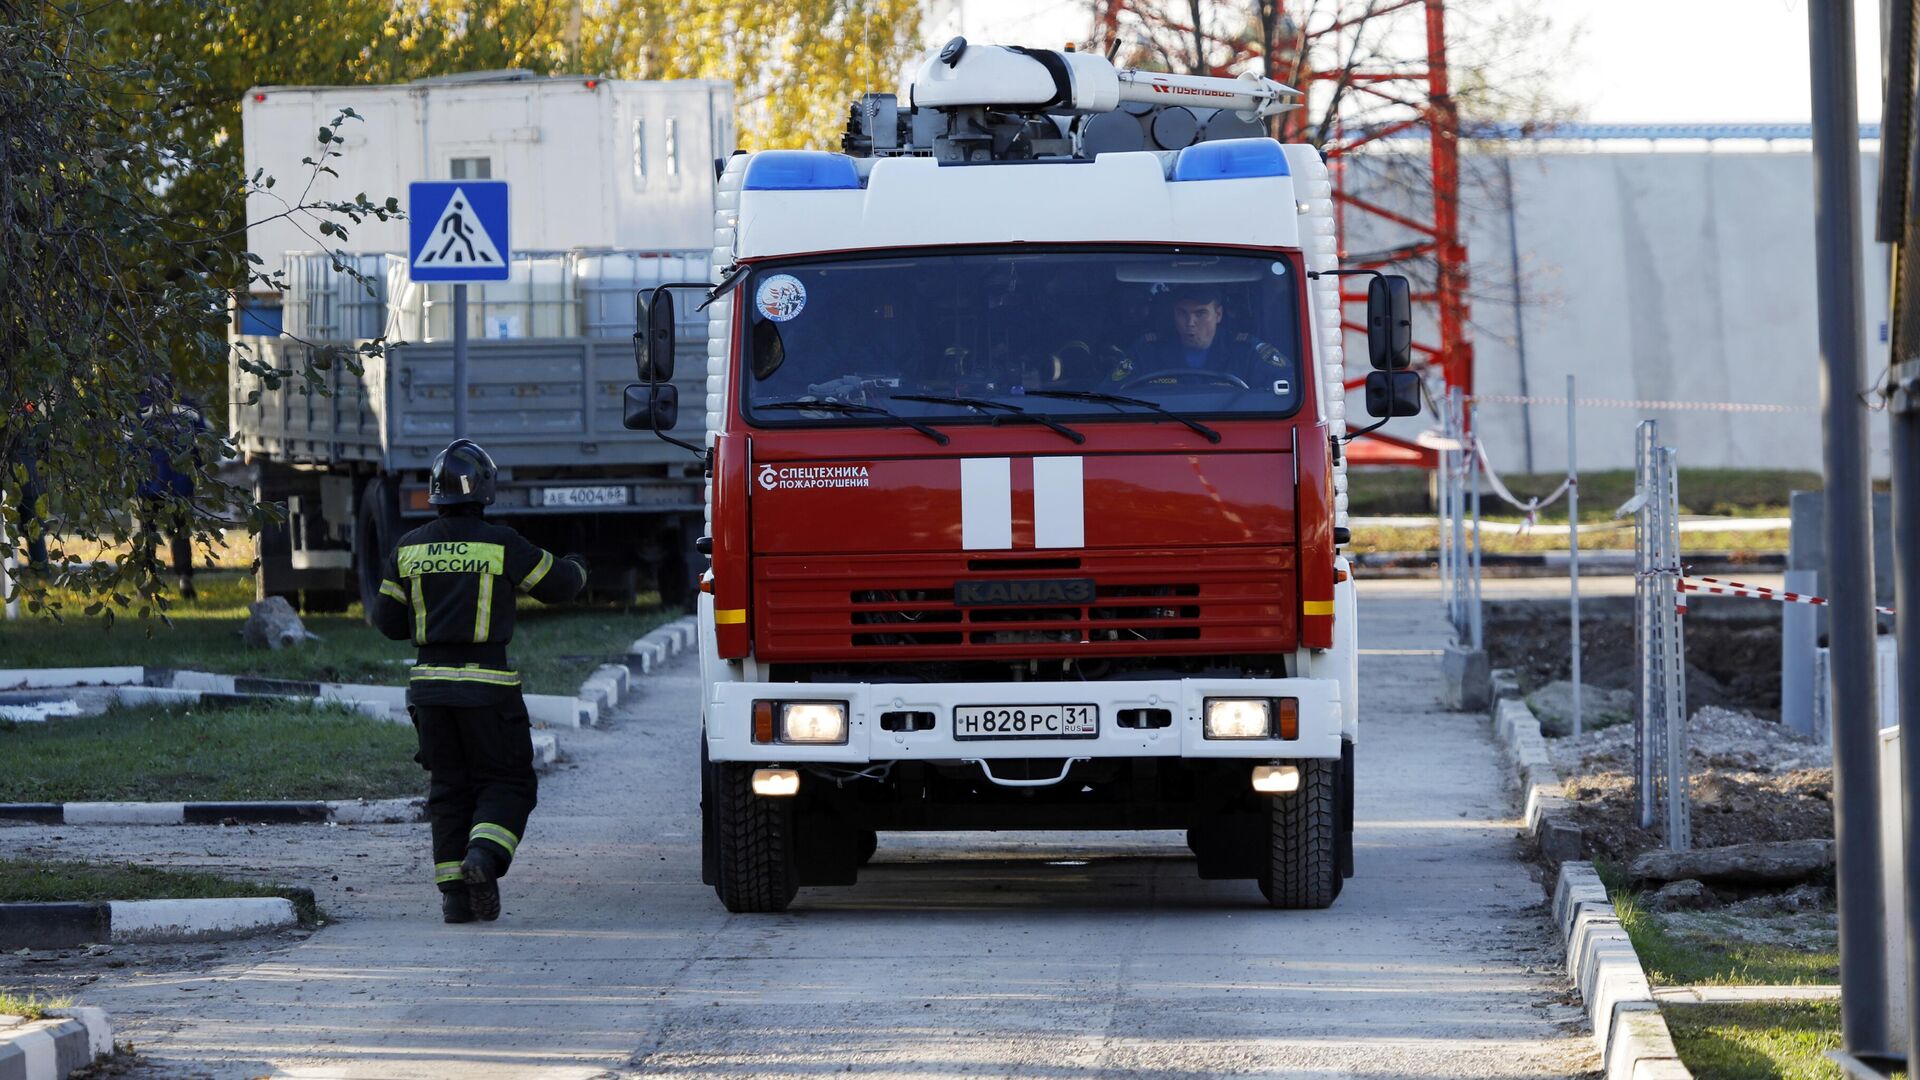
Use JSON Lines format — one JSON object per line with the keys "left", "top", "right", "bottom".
{"left": 953, "top": 704, "right": 1097, "bottom": 740}
{"left": 540, "top": 485, "right": 630, "bottom": 508}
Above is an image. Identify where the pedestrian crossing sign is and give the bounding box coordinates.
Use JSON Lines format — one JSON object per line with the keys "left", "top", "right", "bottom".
{"left": 408, "top": 181, "right": 511, "bottom": 282}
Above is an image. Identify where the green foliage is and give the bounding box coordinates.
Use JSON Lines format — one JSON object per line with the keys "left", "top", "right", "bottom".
{"left": 1, "top": 2, "right": 398, "bottom": 623}
{"left": 0, "top": 991, "right": 74, "bottom": 1020}
{"left": 1662, "top": 1002, "right": 1849, "bottom": 1080}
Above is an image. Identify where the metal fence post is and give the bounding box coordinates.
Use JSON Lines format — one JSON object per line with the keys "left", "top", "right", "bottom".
{"left": 1568, "top": 375, "right": 1582, "bottom": 737}
{"left": 1635, "top": 421, "right": 1657, "bottom": 830}
{"left": 1440, "top": 395, "right": 1451, "bottom": 632}
{"left": 1469, "top": 399, "right": 1484, "bottom": 652}
{"left": 1449, "top": 388, "right": 1467, "bottom": 642}
{"left": 1658, "top": 445, "right": 1690, "bottom": 851}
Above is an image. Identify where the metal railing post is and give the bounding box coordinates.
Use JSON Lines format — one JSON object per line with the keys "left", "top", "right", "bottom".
{"left": 1568, "top": 375, "right": 1583, "bottom": 736}
{"left": 1658, "top": 445, "right": 1690, "bottom": 850}
{"left": 1635, "top": 421, "right": 1657, "bottom": 830}
{"left": 1469, "top": 399, "right": 1484, "bottom": 652}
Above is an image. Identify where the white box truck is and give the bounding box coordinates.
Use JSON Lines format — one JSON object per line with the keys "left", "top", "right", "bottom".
{"left": 231, "top": 71, "right": 733, "bottom": 612}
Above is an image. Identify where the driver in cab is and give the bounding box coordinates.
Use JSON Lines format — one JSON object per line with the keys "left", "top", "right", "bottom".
{"left": 1116, "top": 284, "right": 1292, "bottom": 393}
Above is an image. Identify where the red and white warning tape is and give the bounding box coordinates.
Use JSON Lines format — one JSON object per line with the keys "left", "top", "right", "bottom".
{"left": 1677, "top": 574, "right": 1896, "bottom": 615}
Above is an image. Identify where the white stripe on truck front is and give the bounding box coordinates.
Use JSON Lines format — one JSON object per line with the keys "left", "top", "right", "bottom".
{"left": 959, "top": 456, "right": 1088, "bottom": 550}
{"left": 1033, "top": 456, "right": 1085, "bottom": 548}
{"left": 960, "top": 457, "right": 1013, "bottom": 549}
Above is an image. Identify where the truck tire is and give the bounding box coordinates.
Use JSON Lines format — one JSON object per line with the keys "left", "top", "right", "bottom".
{"left": 1257, "top": 757, "right": 1342, "bottom": 910}
{"left": 856, "top": 828, "right": 878, "bottom": 867}
{"left": 710, "top": 762, "right": 800, "bottom": 913}
{"left": 354, "top": 478, "right": 399, "bottom": 618}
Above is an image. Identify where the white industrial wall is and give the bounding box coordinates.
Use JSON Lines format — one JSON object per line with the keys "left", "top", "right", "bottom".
{"left": 1351, "top": 148, "right": 1892, "bottom": 474}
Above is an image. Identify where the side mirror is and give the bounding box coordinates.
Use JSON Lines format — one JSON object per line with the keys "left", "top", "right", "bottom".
{"left": 1364, "top": 370, "right": 1422, "bottom": 418}
{"left": 622, "top": 383, "right": 679, "bottom": 432}
{"left": 1367, "top": 275, "right": 1412, "bottom": 370}
{"left": 634, "top": 288, "right": 677, "bottom": 383}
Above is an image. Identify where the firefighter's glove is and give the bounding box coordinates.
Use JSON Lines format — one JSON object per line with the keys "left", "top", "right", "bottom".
{"left": 563, "top": 553, "right": 590, "bottom": 576}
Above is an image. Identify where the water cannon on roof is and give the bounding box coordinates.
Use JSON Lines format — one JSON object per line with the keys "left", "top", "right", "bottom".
{"left": 843, "top": 38, "right": 1302, "bottom": 164}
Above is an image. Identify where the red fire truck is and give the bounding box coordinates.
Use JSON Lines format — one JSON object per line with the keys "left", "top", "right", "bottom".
{"left": 626, "top": 41, "right": 1421, "bottom": 911}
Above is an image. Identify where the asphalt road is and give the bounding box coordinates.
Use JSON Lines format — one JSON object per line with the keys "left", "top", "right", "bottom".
{"left": 10, "top": 585, "right": 1598, "bottom": 1079}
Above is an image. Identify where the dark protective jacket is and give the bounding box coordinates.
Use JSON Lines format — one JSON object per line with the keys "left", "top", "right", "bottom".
{"left": 370, "top": 511, "right": 587, "bottom": 705}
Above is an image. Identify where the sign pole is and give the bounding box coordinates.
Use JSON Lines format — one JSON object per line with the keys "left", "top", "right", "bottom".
{"left": 453, "top": 283, "right": 469, "bottom": 439}
{"left": 1808, "top": 0, "right": 1889, "bottom": 1054}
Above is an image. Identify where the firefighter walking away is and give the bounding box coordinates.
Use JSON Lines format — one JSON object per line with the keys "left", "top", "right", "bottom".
{"left": 371, "top": 439, "right": 588, "bottom": 923}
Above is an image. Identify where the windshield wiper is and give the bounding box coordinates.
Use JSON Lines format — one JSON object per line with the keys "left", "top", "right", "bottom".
{"left": 756, "top": 399, "right": 950, "bottom": 445}
{"left": 889, "top": 394, "right": 1086, "bottom": 445}
{"left": 1018, "top": 389, "right": 1221, "bottom": 444}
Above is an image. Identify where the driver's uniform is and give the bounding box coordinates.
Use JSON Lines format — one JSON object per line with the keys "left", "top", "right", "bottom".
{"left": 1113, "top": 330, "right": 1292, "bottom": 390}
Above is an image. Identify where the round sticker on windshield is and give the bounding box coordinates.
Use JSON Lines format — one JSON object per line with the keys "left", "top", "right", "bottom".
{"left": 1271, "top": 261, "right": 1288, "bottom": 275}
{"left": 755, "top": 274, "right": 807, "bottom": 322}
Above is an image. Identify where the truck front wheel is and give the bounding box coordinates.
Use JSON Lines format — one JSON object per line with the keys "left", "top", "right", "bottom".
{"left": 1257, "top": 757, "right": 1342, "bottom": 910}
{"left": 710, "top": 762, "right": 801, "bottom": 913}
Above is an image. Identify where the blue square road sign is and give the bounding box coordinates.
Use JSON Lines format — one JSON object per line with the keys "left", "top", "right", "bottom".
{"left": 409, "top": 181, "right": 511, "bottom": 283}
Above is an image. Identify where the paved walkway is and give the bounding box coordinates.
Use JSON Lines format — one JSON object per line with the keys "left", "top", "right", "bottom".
{"left": 7, "top": 583, "right": 1598, "bottom": 1078}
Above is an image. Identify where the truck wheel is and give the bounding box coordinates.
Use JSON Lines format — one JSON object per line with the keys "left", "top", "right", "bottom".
{"left": 856, "top": 829, "right": 878, "bottom": 867}
{"left": 710, "top": 762, "right": 800, "bottom": 913}
{"left": 1257, "top": 757, "right": 1342, "bottom": 910}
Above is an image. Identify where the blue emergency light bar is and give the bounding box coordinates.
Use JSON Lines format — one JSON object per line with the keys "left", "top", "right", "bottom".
{"left": 743, "top": 151, "right": 863, "bottom": 191}
{"left": 1171, "top": 138, "right": 1290, "bottom": 182}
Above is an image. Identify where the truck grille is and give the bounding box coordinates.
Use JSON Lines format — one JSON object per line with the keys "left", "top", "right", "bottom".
{"left": 755, "top": 551, "right": 1293, "bottom": 661}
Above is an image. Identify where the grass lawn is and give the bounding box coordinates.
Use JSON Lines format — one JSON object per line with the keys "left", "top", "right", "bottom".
{"left": 1348, "top": 467, "right": 1818, "bottom": 523}
{"left": 1663, "top": 1002, "right": 1857, "bottom": 1080}
{"left": 0, "top": 990, "right": 73, "bottom": 1020}
{"left": 0, "top": 699, "right": 422, "bottom": 803}
{"left": 0, "top": 858, "right": 318, "bottom": 923}
{"left": 0, "top": 571, "right": 672, "bottom": 697}
{"left": 1611, "top": 893, "right": 1840, "bottom": 987}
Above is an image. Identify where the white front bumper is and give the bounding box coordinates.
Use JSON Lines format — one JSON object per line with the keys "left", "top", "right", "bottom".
{"left": 706, "top": 677, "right": 1342, "bottom": 763}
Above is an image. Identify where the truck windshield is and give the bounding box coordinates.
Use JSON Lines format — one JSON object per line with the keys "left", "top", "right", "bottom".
{"left": 740, "top": 248, "right": 1304, "bottom": 426}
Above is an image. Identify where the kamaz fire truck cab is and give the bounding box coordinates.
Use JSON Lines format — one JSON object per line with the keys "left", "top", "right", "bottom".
{"left": 625, "top": 40, "right": 1421, "bottom": 912}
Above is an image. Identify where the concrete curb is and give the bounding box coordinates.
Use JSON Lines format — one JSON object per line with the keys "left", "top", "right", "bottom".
{"left": 626, "top": 615, "right": 696, "bottom": 676}
{"left": 1554, "top": 862, "right": 1693, "bottom": 1080}
{"left": 6, "top": 668, "right": 568, "bottom": 762}
{"left": 0, "top": 1006, "right": 112, "bottom": 1080}
{"left": 564, "top": 614, "right": 699, "bottom": 729}
{"left": 0, "top": 798, "right": 426, "bottom": 827}
{"left": 159, "top": 670, "right": 592, "bottom": 731}
{"left": 109, "top": 684, "right": 391, "bottom": 721}
{"left": 0, "top": 667, "right": 144, "bottom": 691}
{"left": 5, "top": 667, "right": 592, "bottom": 731}
{"left": 0, "top": 896, "right": 297, "bottom": 949}
{"left": 1488, "top": 671, "right": 1585, "bottom": 864}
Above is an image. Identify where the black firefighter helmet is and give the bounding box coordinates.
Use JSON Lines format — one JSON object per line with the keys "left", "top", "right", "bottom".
{"left": 429, "top": 439, "right": 498, "bottom": 506}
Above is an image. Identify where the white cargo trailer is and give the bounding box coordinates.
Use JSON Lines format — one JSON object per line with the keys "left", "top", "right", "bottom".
{"left": 242, "top": 71, "right": 732, "bottom": 291}
{"left": 232, "top": 72, "right": 732, "bottom": 614}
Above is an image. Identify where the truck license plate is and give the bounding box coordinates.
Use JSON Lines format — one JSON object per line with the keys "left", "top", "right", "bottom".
{"left": 953, "top": 705, "right": 1097, "bottom": 740}
{"left": 541, "top": 485, "right": 629, "bottom": 508}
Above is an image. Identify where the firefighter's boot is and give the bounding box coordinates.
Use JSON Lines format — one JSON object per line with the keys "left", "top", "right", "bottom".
{"left": 462, "top": 847, "right": 502, "bottom": 921}
{"left": 440, "top": 887, "right": 474, "bottom": 924}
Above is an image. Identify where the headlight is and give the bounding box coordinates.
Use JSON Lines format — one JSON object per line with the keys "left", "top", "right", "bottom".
{"left": 779, "top": 702, "right": 848, "bottom": 744}
{"left": 1204, "top": 698, "right": 1273, "bottom": 739}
